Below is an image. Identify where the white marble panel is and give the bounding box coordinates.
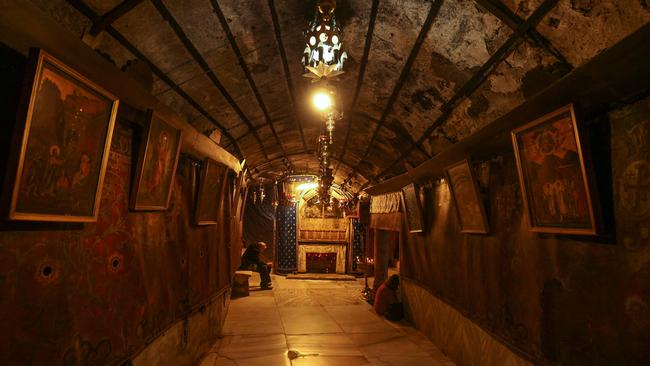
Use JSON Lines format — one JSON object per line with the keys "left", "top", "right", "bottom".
{"left": 297, "top": 243, "right": 347, "bottom": 273}
{"left": 402, "top": 280, "right": 532, "bottom": 366}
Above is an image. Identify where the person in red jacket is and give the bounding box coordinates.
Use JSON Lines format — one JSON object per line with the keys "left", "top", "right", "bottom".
{"left": 373, "top": 274, "right": 403, "bottom": 321}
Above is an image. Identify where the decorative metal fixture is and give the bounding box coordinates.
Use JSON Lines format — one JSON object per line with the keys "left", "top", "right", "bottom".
{"left": 316, "top": 134, "right": 334, "bottom": 205}
{"left": 271, "top": 181, "right": 279, "bottom": 209}
{"left": 301, "top": 0, "right": 348, "bottom": 205}
{"left": 302, "top": 0, "right": 347, "bottom": 82}
{"left": 255, "top": 179, "right": 265, "bottom": 205}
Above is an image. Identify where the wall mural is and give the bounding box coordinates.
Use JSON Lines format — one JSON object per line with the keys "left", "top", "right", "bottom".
{"left": 401, "top": 97, "right": 650, "bottom": 365}
{"left": 0, "top": 122, "right": 233, "bottom": 365}
{"left": 6, "top": 50, "right": 119, "bottom": 222}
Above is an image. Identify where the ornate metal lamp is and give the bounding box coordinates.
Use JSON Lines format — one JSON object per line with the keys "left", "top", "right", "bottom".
{"left": 302, "top": 0, "right": 347, "bottom": 82}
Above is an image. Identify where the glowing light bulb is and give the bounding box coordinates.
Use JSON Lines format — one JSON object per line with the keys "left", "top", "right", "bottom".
{"left": 296, "top": 182, "right": 318, "bottom": 192}
{"left": 312, "top": 92, "right": 332, "bottom": 111}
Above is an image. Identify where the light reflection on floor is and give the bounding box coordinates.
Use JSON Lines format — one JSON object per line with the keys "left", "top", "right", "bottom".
{"left": 198, "top": 274, "right": 454, "bottom": 366}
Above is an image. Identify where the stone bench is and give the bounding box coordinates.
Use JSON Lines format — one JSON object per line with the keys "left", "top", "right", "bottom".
{"left": 231, "top": 270, "right": 253, "bottom": 298}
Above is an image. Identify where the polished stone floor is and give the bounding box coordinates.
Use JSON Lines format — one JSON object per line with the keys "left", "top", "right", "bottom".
{"left": 198, "top": 274, "right": 455, "bottom": 366}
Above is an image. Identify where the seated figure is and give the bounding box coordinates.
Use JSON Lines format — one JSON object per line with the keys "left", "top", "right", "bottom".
{"left": 373, "top": 274, "right": 403, "bottom": 321}
{"left": 239, "top": 241, "right": 273, "bottom": 290}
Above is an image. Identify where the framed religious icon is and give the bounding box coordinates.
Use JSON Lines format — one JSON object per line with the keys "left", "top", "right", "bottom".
{"left": 195, "top": 158, "right": 227, "bottom": 225}
{"left": 401, "top": 183, "right": 424, "bottom": 233}
{"left": 445, "top": 159, "right": 489, "bottom": 234}
{"left": 130, "top": 110, "right": 183, "bottom": 211}
{"left": 5, "top": 50, "right": 119, "bottom": 222}
{"left": 511, "top": 104, "right": 599, "bottom": 235}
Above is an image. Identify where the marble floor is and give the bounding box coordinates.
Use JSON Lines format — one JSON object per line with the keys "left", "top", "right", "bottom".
{"left": 198, "top": 274, "right": 455, "bottom": 366}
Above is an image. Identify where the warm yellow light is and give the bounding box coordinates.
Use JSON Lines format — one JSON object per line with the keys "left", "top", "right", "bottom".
{"left": 296, "top": 182, "right": 318, "bottom": 192}
{"left": 312, "top": 91, "right": 332, "bottom": 111}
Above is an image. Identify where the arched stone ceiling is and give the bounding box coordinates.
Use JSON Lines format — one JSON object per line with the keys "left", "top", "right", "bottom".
{"left": 33, "top": 0, "right": 650, "bottom": 192}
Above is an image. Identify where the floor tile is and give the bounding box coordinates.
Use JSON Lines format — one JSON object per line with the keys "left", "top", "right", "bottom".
{"left": 235, "top": 353, "right": 291, "bottom": 366}
{"left": 348, "top": 332, "right": 429, "bottom": 357}
{"left": 324, "top": 306, "right": 396, "bottom": 333}
{"left": 367, "top": 355, "right": 447, "bottom": 366}
{"left": 197, "top": 352, "right": 218, "bottom": 366}
{"left": 217, "top": 334, "right": 287, "bottom": 359}
{"left": 291, "top": 355, "right": 372, "bottom": 366}
{"left": 279, "top": 306, "right": 343, "bottom": 334}
{"left": 286, "top": 334, "right": 361, "bottom": 356}
{"left": 206, "top": 274, "right": 454, "bottom": 366}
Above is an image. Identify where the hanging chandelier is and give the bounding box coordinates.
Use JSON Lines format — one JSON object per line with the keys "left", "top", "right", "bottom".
{"left": 301, "top": 0, "right": 348, "bottom": 206}
{"left": 302, "top": 0, "right": 347, "bottom": 82}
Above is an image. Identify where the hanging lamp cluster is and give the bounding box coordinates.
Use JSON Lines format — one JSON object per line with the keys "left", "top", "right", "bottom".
{"left": 302, "top": 0, "right": 347, "bottom": 82}
{"left": 302, "top": 0, "right": 348, "bottom": 205}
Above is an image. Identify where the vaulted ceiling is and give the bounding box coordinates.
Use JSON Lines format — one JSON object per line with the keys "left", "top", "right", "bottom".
{"left": 34, "top": 0, "right": 649, "bottom": 191}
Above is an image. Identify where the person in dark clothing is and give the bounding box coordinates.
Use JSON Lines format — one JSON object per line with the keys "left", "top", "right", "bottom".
{"left": 240, "top": 241, "right": 273, "bottom": 289}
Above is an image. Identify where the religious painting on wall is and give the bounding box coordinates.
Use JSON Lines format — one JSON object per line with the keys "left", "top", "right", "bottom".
{"left": 5, "top": 50, "right": 119, "bottom": 222}
{"left": 445, "top": 160, "right": 489, "bottom": 234}
{"left": 195, "top": 158, "right": 226, "bottom": 225}
{"left": 401, "top": 183, "right": 424, "bottom": 233}
{"left": 130, "top": 110, "right": 183, "bottom": 211}
{"left": 511, "top": 104, "right": 598, "bottom": 234}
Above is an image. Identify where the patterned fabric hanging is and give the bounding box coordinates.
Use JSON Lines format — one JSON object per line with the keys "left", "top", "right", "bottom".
{"left": 277, "top": 204, "right": 297, "bottom": 272}
{"left": 351, "top": 218, "right": 366, "bottom": 271}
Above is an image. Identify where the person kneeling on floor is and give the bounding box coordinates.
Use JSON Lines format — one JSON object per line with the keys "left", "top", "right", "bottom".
{"left": 373, "top": 274, "right": 404, "bottom": 321}
{"left": 240, "top": 241, "right": 273, "bottom": 290}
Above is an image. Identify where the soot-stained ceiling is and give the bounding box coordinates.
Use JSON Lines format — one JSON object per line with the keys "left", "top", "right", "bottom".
{"left": 31, "top": 0, "right": 649, "bottom": 191}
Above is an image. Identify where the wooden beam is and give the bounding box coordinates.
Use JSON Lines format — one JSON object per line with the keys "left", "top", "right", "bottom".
{"left": 365, "top": 22, "right": 650, "bottom": 195}
{"left": 267, "top": 0, "right": 308, "bottom": 150}
{"left": 473, "top": 0, "right": 572, "bottom": 70}
{"left": 0, "top": 0, "right": 241, "bottom": 171}
{"left": 253, "top": 150, "right": 361, "bottom": 175}
{"left": 150, "top": 0, "right": 270, "bottom": 162}
{"left": 88, "top": 0, "right": 144, "bottom": 36}
{"left": 209, "top": 0, "right": 289, "bottom": 167}
{"left": 344, "top": 0, "right": 443, "bottom": 184}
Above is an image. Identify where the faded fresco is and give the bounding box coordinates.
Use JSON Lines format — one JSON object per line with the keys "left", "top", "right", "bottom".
{"left": 131, "top": 112, "right": 182, "bottom": 210}
{"left": 0, "top": 122, "right": 234, "bottom": 365}
{"left": 402, "top": 97, "right": 650, "bottom": 365}
{"left": 513, "top": 108, "right": 593, "bottom": 231}
{"left": 13, "top": 58, "right": 116, "bottom": 219}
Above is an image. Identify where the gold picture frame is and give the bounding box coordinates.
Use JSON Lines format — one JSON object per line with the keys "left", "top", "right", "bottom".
{"left": 511, "top": 104, "right": 599, "bottom": 235}
{"left": 130, "top": 109, "right": 183, "bottom": 211}
{"left": 195, "top": 158, "right": 227, "bottom": 225}
{"left": 5, "top": 50, "right": 119, "bottom": 222}
{"left": 445, "top": 159, "right": 489, "bottom": 234}
{"left": 401, "top": 183, "right": 424, "bottom": 233}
